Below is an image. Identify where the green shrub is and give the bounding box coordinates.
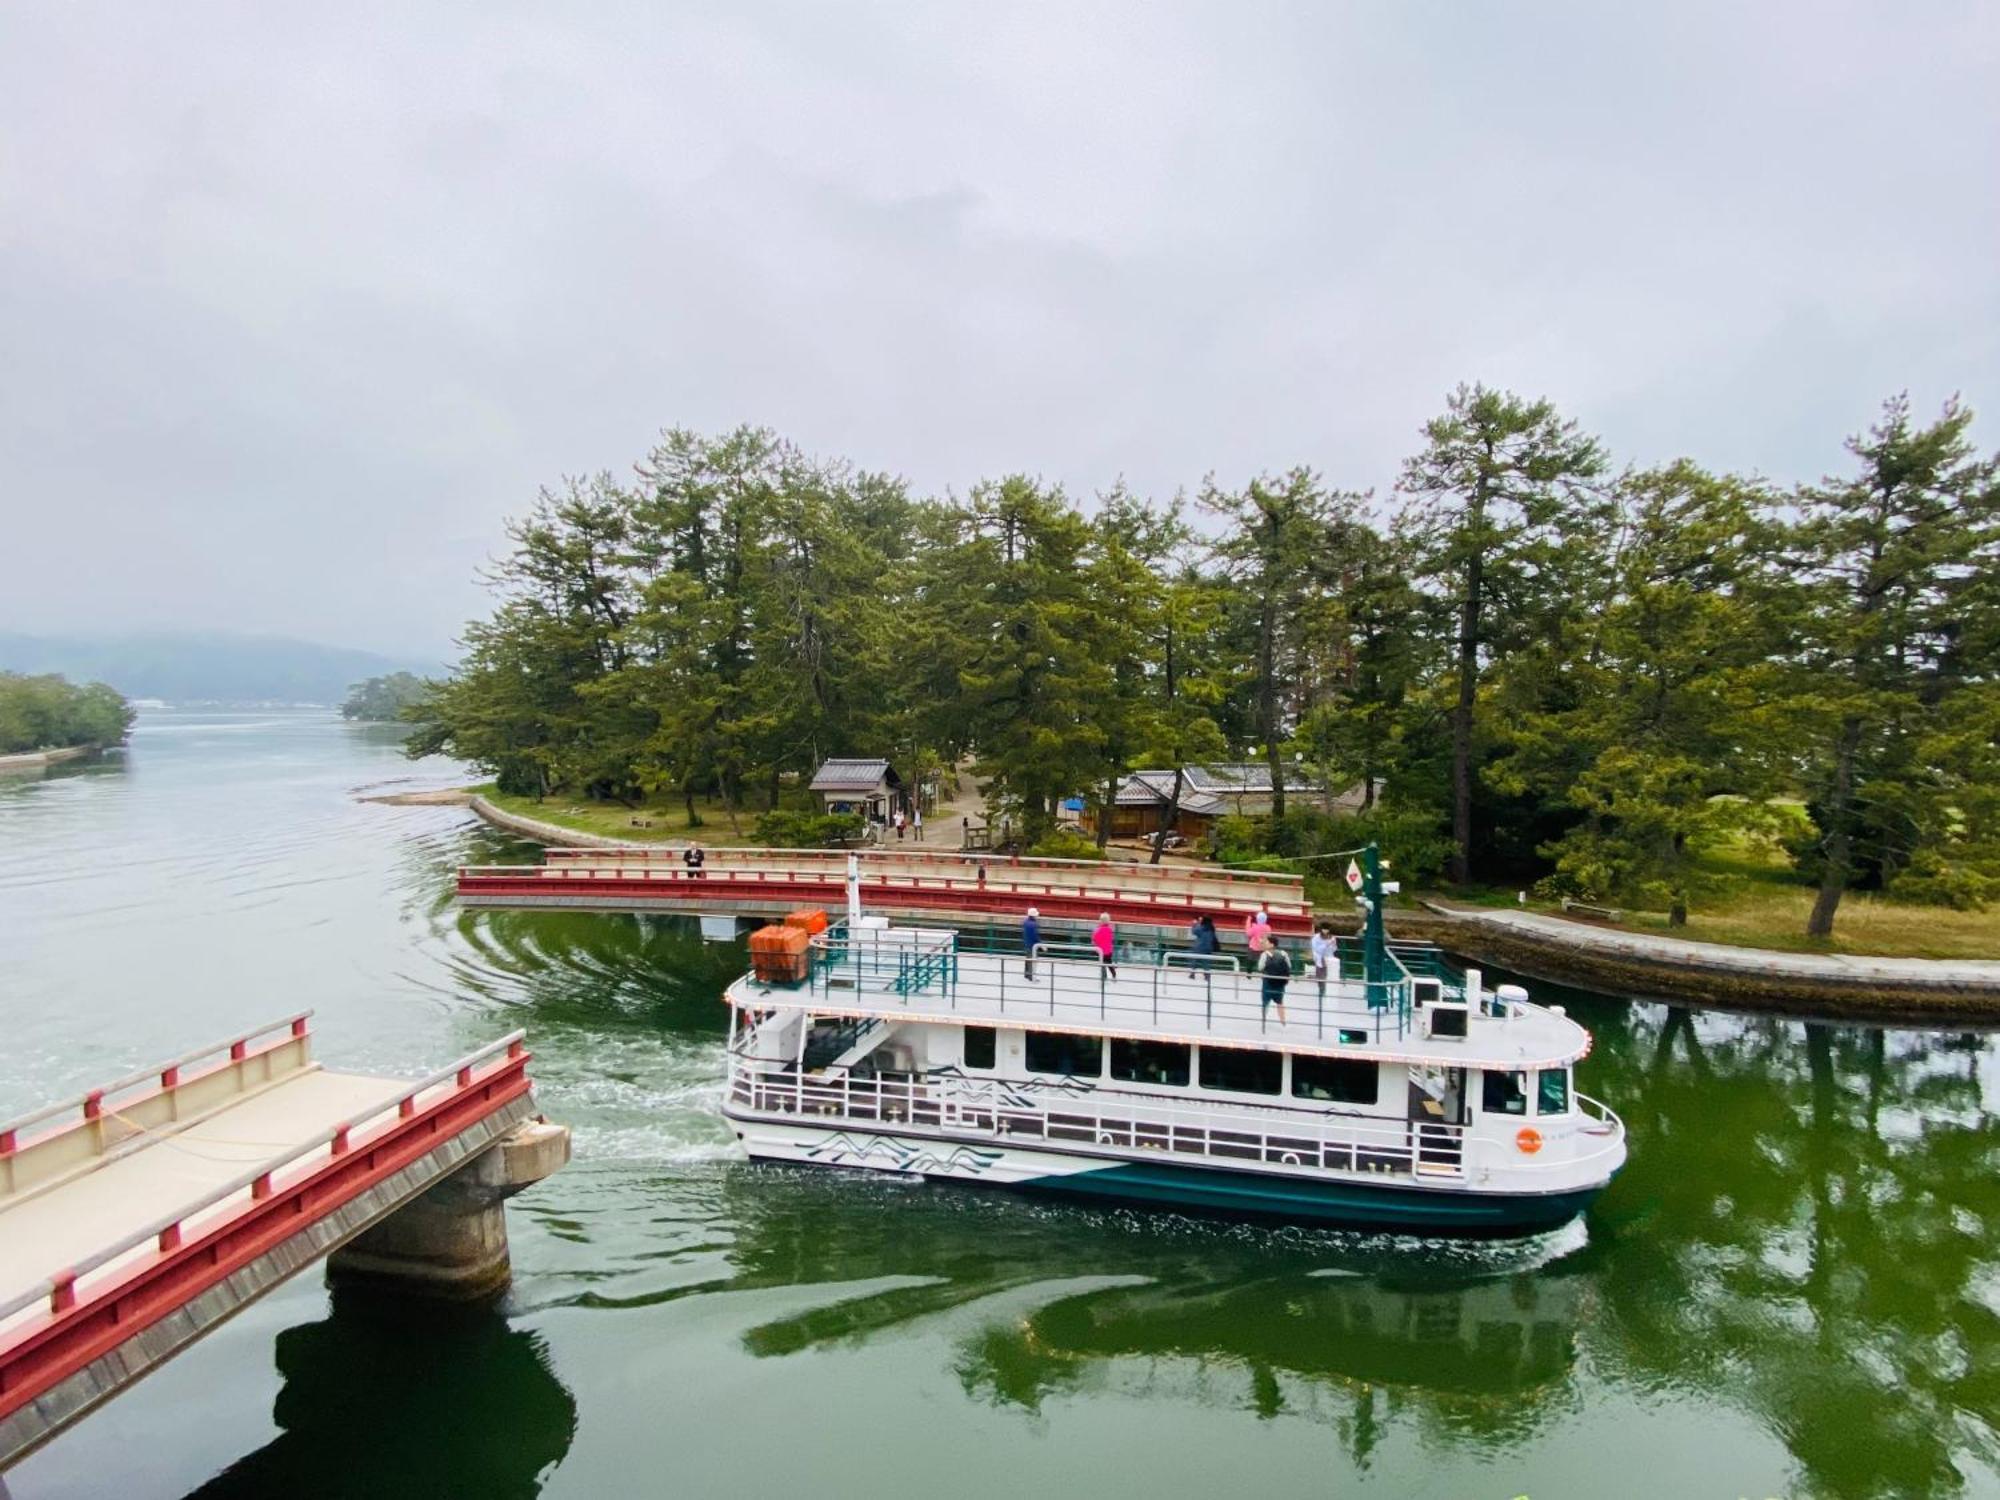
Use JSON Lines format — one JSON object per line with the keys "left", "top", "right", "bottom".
{"left": 1025, "top": 828, "right": 1109, "bottom": 861}
{"left": 754, "top": 809, "right": 865, "bottom": 848}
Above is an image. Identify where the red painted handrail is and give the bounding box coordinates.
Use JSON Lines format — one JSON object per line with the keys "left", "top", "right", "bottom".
{"left": 0, "top": 1028, "right": 526, "bottom": 1330}
{"left": 0, "top": 1011, "right": 314, "bottom": 1154}
{"left": 0, "top": 1034, "right": 536, "bottom": 1425}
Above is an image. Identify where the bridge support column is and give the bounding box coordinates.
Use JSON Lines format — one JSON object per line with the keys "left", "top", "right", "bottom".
{"left": 327, "top": 1118, "right": 570, "bottom": 1302}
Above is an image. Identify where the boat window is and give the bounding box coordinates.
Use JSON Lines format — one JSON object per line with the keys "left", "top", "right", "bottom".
{"left": 1481, "top": 1069, "right": 1528, "bottom": 1116}
{"left": 1292, "top": 1055, "right": 1378, "bottom": 1105}
{"left": 964, "top": 1026, "right": 996, "bottom": 1070}
{"left": 1111, "top": 1038, "right": 1190, "bottom": 1087}
{"left": 1025, "top": 1030, "right": 1102, "bottom": 1079}
{"left": 1537, "top": 1067, "right": 1570, "bottom": 1114}
{"left": 1199, "top": 1046, "right": 1281, "bottom": 1096}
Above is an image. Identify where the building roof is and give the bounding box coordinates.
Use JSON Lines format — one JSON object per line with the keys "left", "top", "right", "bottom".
{"left": 809, "top": 758, "right": 898, "bottom": 792}
{"left": 1181, "top": 763, "right": 1326, "bottom": 795}
{"left": 1112, "top": 771, "right": 1225, "bottom": 815}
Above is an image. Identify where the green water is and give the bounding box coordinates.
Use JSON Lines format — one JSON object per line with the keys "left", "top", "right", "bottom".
{"left": 2, "top": 709, "right": 1996, "bottom": 1500}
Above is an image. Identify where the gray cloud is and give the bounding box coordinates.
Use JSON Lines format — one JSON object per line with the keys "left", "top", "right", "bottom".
{"left": 2, "top": 1, "right": 1994, "bottom": 657}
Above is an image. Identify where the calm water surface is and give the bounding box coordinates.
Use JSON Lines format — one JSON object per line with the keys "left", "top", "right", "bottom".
{"left": 2, "top": 709, "right": 1997, "bottom": 1500}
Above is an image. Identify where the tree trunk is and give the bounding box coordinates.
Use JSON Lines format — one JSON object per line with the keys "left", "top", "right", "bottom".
{"left": 1149, "top": 768, "right": 1186, "bottom": 866}
{"left": 683, "top": 780, "right": 701, "bottom": 828}
{"left": 1806, "top": 720, "right": 1862, "bottom": 938}
{"left": 1259, "top": 599, "right": 1285, "bottom": 819}
{"left": 1449, "top": 553, "right": 1483, "bottom": 885}
{"left": 1097, "top": 775, "right": 1115, "bottom": 850}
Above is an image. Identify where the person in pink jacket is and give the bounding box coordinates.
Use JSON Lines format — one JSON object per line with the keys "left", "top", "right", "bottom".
{"left": 1244, "top": 907, "right": 1272, "bottom": 952}
{"left": 1090, "top": 913, "right": 1118, "bottom": 979}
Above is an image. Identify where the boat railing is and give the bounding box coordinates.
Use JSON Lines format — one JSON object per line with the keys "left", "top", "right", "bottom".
{"left": 727, "top": 1057, "right": 1469, "bottom": 1182}
{"left": 804, "top": 927, "right": 1416, "bottom": 1042}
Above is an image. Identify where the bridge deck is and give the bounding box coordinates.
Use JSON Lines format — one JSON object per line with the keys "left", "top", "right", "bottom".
{"left": 0, "top": 1015, "right": 540, "bottom": 1466}
{"left": 0, "top": 1067, "right": 401, "bottom": 1316}
{"left": 460, "top": 845, "right": 1318, "bottom": 934}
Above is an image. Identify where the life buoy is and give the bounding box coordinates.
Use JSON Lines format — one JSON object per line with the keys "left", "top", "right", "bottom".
{"left": 1515, "top": 1127, "right": 1543, "bottom": 1155}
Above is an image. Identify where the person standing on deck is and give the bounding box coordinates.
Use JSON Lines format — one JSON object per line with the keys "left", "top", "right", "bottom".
{"left": 1091, "top": 913, "right": 1119, "bottom": 979}
{"left": 1258, "top": 941, "right": 1293, "bottom": 1025}
{"left": 1244, "top": 906, "right": 1272, "bottom": 953}
{"left": 1022, "top": 907, "right": 1041, "bottom": 980}
{"left": 1310, "top": 922, "right": 1335, "bottom": 1001}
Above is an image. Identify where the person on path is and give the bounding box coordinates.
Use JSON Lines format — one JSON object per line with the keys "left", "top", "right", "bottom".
{"left": 683, "top": 842, "right": 705, "bottom": 880}
{"left": 1022, "top": 907, "right": 1041, "bottom": 980}
{"left": 913, "top": 806, "right": 924, "bottom": 842}
{"left": 894, "top": 808, "right": 906, "bottom": 841}
{"left": 1258, "top": 941, "right": 1293, "bottom": 1026}
{"left": 1091, "top": 913, "right": 1118, "bottom": 980}
{"left": 1310, "top": 922, "right": 1335, "bottom": 1001}
{"left": 1244, "top": 907, "right": 1272, "bottom": 953}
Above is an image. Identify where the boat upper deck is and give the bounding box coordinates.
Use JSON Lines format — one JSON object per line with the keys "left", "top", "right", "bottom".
{"left": 729, "top": 924, "right": 1595, "bottom": 1071}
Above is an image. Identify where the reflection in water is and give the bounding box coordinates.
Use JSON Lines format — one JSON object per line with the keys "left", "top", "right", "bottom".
{"left": 681, "top": 1167, "right": 1585, "bottom": 1462}
{"left": 1557, "top": 999, "right": 2000, "bottom": 1500}
{"left": 186, "top": 1294, "right": 577, "bottom": 1500}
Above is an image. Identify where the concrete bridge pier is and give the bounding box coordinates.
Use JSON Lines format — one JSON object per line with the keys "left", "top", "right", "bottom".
{"left": 327, "top": 1118, "right": 570, "bottom": 1302}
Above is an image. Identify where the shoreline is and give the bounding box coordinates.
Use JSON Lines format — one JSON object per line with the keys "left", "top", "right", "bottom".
{"left": 0, "top": 744, "right": 98, "bottom": 774}
{"left": 454, "top": 790, "right": 2000, "bottom": 1021}
{"left": 467, "top": 793, "right": 649, "bottom": 849}
{"left": 1412, "top": 901, "right": 2000, "bottom": 1023}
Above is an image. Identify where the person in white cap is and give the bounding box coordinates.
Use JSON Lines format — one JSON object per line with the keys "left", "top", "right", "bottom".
{"left": 1022, "top": 907, "right": 1041, "bottom": 980}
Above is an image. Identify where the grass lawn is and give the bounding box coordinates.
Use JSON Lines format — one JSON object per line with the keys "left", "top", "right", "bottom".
{"left": 472, "top": 784, "right": 777, "bottom": 848}
{"left": 1416, "top": 805, "right": 2000, "bottom": 962}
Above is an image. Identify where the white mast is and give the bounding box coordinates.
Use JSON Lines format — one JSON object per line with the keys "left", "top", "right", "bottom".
{"left": 846, "top": 852, "right": 862, "bottom": 929}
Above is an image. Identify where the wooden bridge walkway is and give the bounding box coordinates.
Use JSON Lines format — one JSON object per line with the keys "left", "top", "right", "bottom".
{"left": 457, "top": 846, "right": 1316, "bottom": 939}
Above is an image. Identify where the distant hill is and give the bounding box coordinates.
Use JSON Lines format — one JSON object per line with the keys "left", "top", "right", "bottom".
{"left": 0, "top": 632, "right": 446, "bottom": 706}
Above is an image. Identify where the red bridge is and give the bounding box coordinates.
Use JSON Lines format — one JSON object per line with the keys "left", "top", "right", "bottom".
{"left": 0, "top": 1015, "right": 568, "bottom": 1469}
{"left": 457, "top": 845, "right": 1315, "bottom": 940}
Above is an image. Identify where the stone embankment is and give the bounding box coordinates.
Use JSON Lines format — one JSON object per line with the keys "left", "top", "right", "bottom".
{"left": 468, "top": 794, "right": 645, "bottom": 849}
{"left": 0, "top": 745, "right": 95, "bottom": 774}
{"left": 1413, "top": 902, "right": 2000, "bottom": 1022}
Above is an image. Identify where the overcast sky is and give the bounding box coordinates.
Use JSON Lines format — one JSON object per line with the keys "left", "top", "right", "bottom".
{"left": 3, "top": 3, "right": 1995, "bottom": 660}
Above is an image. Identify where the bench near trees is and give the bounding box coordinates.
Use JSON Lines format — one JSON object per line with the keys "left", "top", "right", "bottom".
{"left": 1561, "top": 898, "right": 1625, "bottom": 923}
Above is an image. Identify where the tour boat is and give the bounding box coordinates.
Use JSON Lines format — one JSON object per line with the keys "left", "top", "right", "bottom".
{"left": 720, "top": 863, "right": 1626, "bottom": 1237}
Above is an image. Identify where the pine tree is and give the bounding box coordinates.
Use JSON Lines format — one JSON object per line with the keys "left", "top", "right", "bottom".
{"left": 1789, "top": 395, "right": 2000, "bottom": 937}
{"left": 1396, "top": 384, "right": 1611, "bottom": 884}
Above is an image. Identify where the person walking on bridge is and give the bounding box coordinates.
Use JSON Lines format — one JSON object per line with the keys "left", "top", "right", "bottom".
{"left": 1022, "top": 907, "right": 1041, "bottom": 980}
{"left": 1091, "top": 913, "right": 1119, "bottom": 980}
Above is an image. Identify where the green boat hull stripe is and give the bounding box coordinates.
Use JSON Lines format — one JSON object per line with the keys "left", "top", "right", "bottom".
{"left": 1019, "top": 1159, "right": 1603, "bottom": 1233}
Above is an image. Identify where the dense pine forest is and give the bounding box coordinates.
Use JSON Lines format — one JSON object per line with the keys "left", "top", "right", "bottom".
{"left": 412, "top": 385, "right": 2000, "bottom": 941}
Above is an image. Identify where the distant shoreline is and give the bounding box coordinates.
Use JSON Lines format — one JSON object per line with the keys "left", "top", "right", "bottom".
{"left": 0, "top": 744, "right": 97, "bottom": 774}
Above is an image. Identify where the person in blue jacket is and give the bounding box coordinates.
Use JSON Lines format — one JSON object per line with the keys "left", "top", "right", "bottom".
{"left": 1022, "top": 907, "right": 1041, "bottom": 980}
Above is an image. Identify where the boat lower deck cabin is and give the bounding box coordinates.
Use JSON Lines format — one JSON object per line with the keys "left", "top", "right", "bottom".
{"left": 722, "top": 919, "right": 1626, "bottom": 1236}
